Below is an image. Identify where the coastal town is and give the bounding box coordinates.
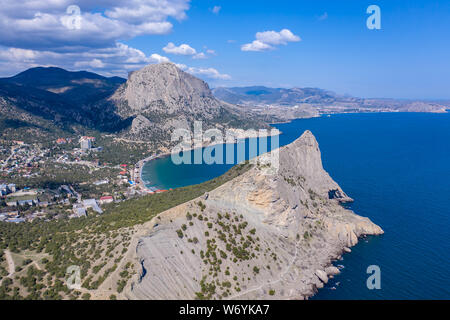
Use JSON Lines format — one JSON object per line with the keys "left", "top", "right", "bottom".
{"left": 0, "top": 136, "right": 164, "bottom": 224}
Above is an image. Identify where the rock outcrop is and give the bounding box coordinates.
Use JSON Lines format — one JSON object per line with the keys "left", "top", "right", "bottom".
{"left": 110, "top": 63, "right": 269, "bottom": 144}
{"left": 127, "top": 130, "right": 383, "bottom": 300}
{"left": 121, "top": 63, "right": 221, "bottom": 114}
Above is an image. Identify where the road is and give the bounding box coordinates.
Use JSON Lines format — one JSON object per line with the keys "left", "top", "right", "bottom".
{"left": 0, "top": 249, "right": 15, "bottom": 285}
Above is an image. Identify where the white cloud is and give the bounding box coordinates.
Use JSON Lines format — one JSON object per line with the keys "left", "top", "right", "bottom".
{"left": 0, "top": 1, "right": 229, "bottom": 81}
{"left": 256, "top": 29, "right": 300, "bottom": 45}
{"left": 0, "top": 43, "right": 230, "bottom": 82}
{"left": 0, "top": 47, "right": 38, "bottom": 61}
{"left": 193, "top": 52, "right": 207, "bottom": 59}
{"left": 149, "top": 53, "right": 170, "bottom": 64}
{"left": 0, "top": 1, "right": 193, "bottom": 76}
{"left": 212, "top": 6, "right": 221, "bottom": 14}
{"left": 241, "top": 28, "right": 301, "bottom": 52}
{"left": 74, "top": 58, "right": 105, "bottom": 68}
{"left": 241, "top": 40, "right": 274, "bottom": 52}
{"left": 0, "top": 42, "right": 172, "bottom": 77}
{"left": 318, "top": 12, "right": 328, "bottom": 21}
{"left": 187, "top": 67, "right": 231, "bottom": 80}
{"left": 105, "top": 0, "right": 189, "bottom": 23}
{"left": 163, "top": 42, "right": 213, "bottom": 60}
{"left": 0, "top": 1, "right": 191, "bottom": 51}
{"left": 177, "top": 64, "right": 231, "bottom": 80}
{"left": 163, "top": 42, "right": 197, "bottom": 56}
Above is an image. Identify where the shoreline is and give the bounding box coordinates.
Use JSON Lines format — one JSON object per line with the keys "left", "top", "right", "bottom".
{"left": 136, "top": 128, "right": 282, "bottom": 191}
{"left": 136, "top": 110, "right": 450, "bottom": 192}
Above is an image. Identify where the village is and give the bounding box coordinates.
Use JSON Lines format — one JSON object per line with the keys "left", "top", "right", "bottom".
{"left": 0, "top": 136, "right": 161, "bottom": 224}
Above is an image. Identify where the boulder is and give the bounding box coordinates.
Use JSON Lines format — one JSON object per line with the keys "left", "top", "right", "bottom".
{"left": 325, "top": 266, "right": 340, "bottom": 276}
{"left": 315, "top": 270, "right": 328, "bottom": 284}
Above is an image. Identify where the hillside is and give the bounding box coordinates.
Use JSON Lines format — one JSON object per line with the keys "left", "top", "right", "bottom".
{"left": 127, "top": 131, "right": 383, "bottom": 300}
{"left": 108, "top": 63, "right": 270, "bottom": 144}
{"left": 0, "top": 67, "right": 128, "bottom": 140}
{"left": 0, "top": 65, "right": 272, "bottom": 149}
{"left": 3, "top": 67, "right": 125, "bottom": 105}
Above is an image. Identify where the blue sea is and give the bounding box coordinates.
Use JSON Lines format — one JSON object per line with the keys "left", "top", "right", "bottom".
{"left": 142, "top": 112, "right": 450, "bottom": 299}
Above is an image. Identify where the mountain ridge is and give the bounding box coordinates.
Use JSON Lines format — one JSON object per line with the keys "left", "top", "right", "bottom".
{"left": 128, "top": 130, "right": 383, "bottom": 300}
{"left": 213, "top": 85, "right": 449, "bottom": 113}
{"left": 0, "top": 64, "right": 270, "bottom": 146}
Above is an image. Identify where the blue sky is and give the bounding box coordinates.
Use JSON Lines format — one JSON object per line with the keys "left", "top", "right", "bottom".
{"left": 0, "top": 0, "right": 448, "bottom": 99}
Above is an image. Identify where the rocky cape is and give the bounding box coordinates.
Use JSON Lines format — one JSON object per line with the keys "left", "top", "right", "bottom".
{"left": 125, "top": 130, "right": 383, "bottom": 300}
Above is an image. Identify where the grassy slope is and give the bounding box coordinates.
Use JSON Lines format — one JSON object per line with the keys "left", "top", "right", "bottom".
{"left": 0, "top": 161, "right": 252, "bottom": 299}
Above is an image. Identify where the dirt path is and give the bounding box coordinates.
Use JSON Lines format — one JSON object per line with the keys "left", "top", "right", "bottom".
{"left": 4, "top": 249, "right": 15, "bottom": 277}
{"left": 32, "top": 261, "right": 42, "bottom": 271}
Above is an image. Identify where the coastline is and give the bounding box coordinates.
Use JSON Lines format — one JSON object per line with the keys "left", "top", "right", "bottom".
{"left": 136, "top": 128, "right": 282, "bottom": 191}
{"left": 136, "top": 110, "right": 450, "bottom": 192}
{"left": 128, "top": 129, "right": 384, "bottom": 300}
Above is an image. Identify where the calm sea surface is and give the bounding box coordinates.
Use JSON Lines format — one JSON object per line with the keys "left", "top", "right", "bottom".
{"left": 142, "top": 113, "right": 450, "bottom": 299}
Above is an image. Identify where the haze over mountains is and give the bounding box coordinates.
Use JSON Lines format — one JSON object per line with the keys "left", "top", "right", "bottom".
{"left": 0, "top": 63, "right": 447, "bottom": 146}
{"left": 213, "top": 86, "right": 449, "bottom": 114}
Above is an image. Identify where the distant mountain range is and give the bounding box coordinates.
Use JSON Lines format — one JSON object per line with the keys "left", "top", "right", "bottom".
{"left": 0, "top": 65, "right": 447, "bottom": 146}
{"left": 212, "top": 86, "right": 449, "bottom": 113}
{"left": 0, "top": 67, "right": 128, "bottom": 141}
{"left": 4, "top": 67, "right": 125, "bottom": 105}
{"left": 212, "top": 86, "right": 342, "bottom": 106}
{"left": 0, "top": 64, "right": 270, "bottom": 147}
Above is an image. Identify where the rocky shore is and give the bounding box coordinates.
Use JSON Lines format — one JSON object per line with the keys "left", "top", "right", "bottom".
{"left": 126, "top": 130, "right": 383, "bottom": 300}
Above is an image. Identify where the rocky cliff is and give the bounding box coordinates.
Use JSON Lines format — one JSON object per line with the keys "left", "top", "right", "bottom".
{"left": 126, "top": 131, "right": 383, "bottom": 300}
{"left": 0, "top": 65, "right": 273, "bottom": 147}
{"left": 110, "top": 63, "right": 269, "bottom": 144}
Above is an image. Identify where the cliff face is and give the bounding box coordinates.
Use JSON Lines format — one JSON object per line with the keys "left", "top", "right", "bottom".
{"left": 128, "top": 131, "right": 383, "bottom": 300}
{"left": 121, "top": 63, "right": 221, "bottom": 114}
{"left": 110, "top": 63, "right": 269, "bottom": 144}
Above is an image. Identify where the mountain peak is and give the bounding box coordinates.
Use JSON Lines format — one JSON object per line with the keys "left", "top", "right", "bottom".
{"left": 296, "top": 130, "right": 317, "bottom": 145}
{"left": 278, "top": 130, "right": 352, "bottom": 202}
{"left": 121, "top": 63, "right": 215, "bottom": 112}
{"left": 4, "top": 66, "right": 126, "bottom": 88}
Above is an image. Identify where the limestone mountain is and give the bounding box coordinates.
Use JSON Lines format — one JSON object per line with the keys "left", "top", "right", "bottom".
{"left": 108, "top": 63, "right": 270, "bottom": 143}
{"left": 126, "top": 130, "right": 383, "bottom": 300}
{"left": 0, "top": 64, "right": 268, "bottom": 146}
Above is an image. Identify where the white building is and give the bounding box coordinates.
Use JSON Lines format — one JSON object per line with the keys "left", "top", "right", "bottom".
{"left": 80, "top": 138, "right": 92, "bottom": 150}
{"left": 82, "top": 199, "right": 103, "bottom": 214}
